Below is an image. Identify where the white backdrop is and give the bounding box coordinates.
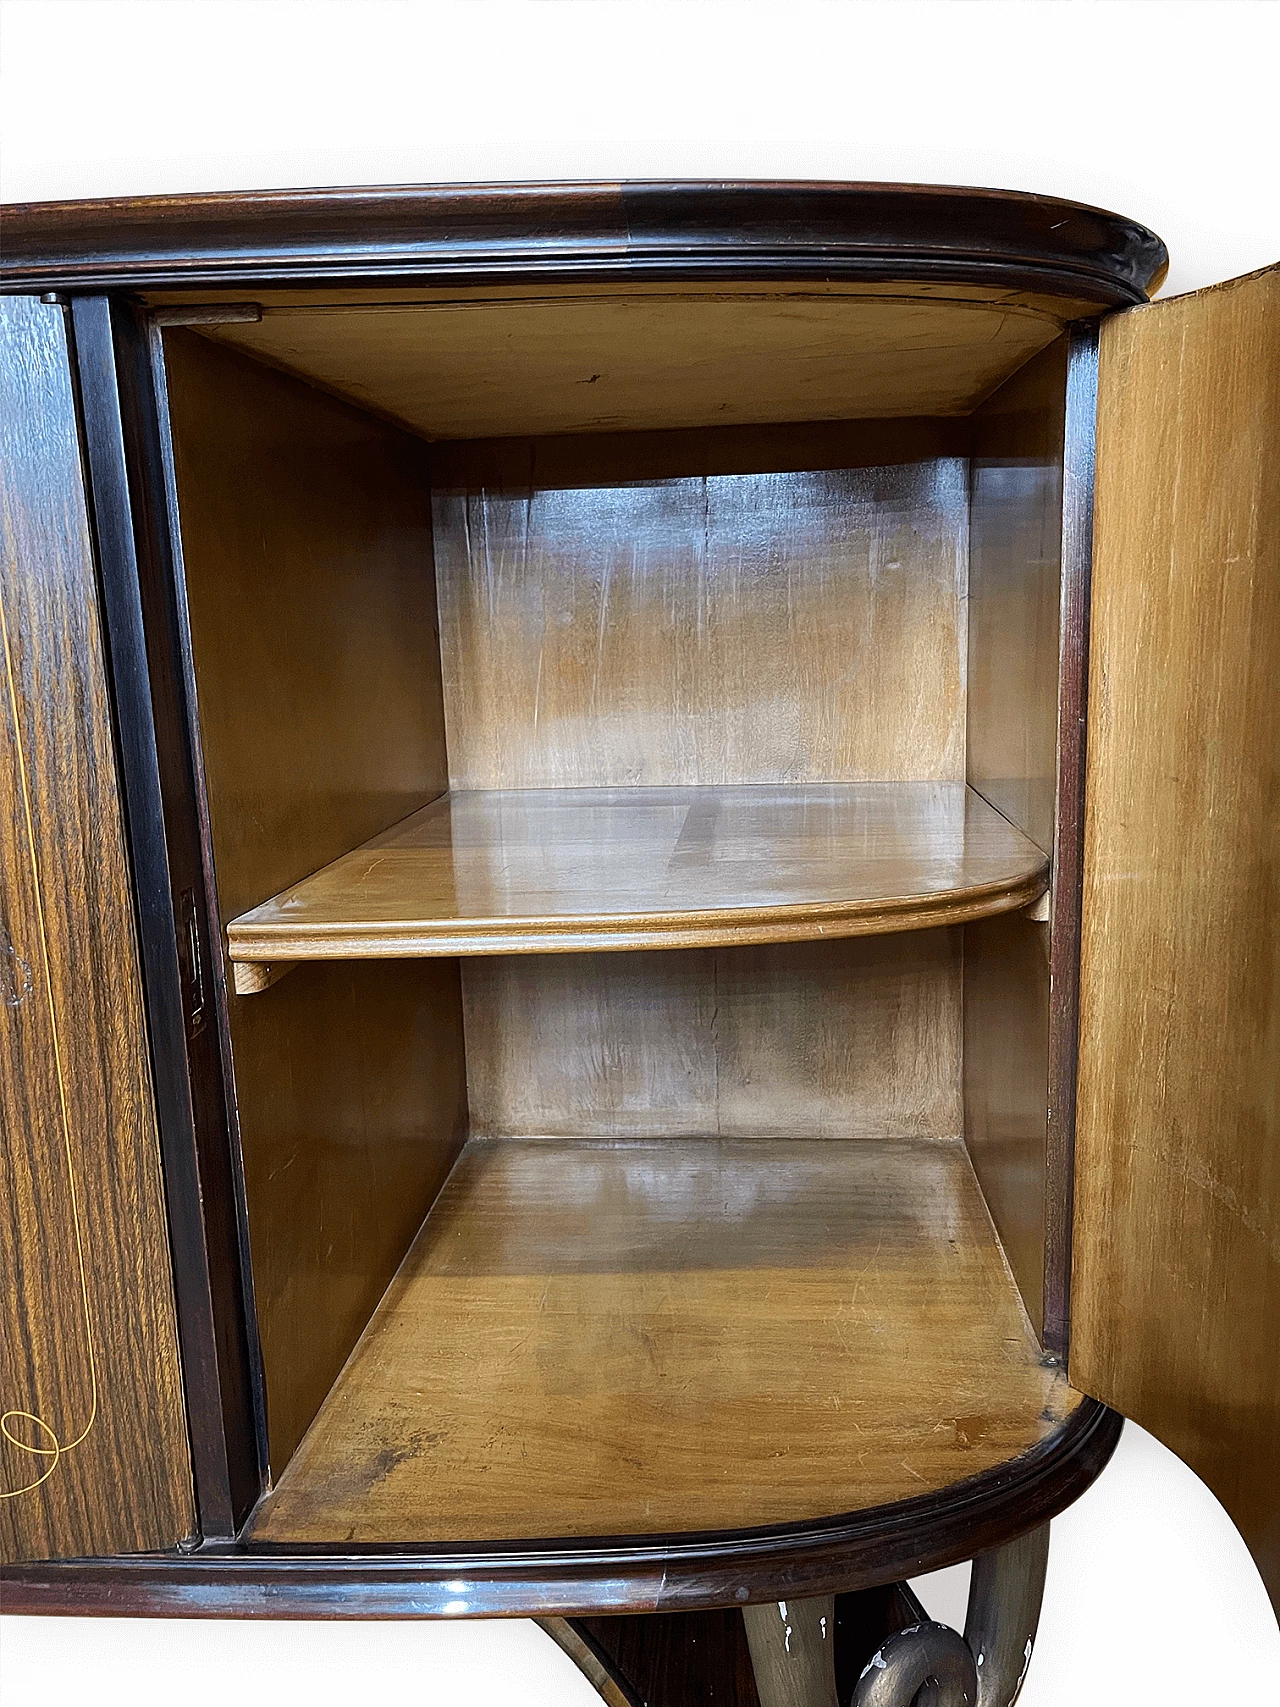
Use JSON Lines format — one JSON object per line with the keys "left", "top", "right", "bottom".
{"left": 2, "top": 3, "right": 1278, "bottom": 1701}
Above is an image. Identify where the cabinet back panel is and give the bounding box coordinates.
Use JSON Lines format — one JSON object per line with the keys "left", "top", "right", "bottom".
{"left": 433, "top": 434, "right": 968, "bottom": 789}
{"left": 430, "top": 416, "right": 969, "bottom": 488}
{"left": 464, "top": 931, "right": 962, "bottom": 1142}
{"left": 163, "top": 331, "right": 468, "bottom": 1470}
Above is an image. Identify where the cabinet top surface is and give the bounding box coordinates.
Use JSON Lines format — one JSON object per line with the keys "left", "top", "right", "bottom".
{"left": 0, "top": 179, "right": 1168, "bottom": 302}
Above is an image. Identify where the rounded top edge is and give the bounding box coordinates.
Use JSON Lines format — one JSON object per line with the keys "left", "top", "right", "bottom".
{"left": 0, "top": 178, "right": 1169, "bottom": 305}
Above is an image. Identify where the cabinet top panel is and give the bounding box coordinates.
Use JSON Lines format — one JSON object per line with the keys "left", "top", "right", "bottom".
{"left": 226, "top": 781, "right": 1048, "bottom": 964}
{"left": 0, "top": 180, "right": 1167, "bottom": 302}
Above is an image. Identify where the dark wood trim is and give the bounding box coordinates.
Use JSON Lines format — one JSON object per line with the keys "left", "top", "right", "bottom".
{"left": 1043, "top": 324, "right": 1101, "bottom": 1357}
{"left": 0, "top": 1401, "right": 1121, "bottom": 1618}
{"left": 67, "top": 298, "right": 264, "bottom": 1536}
{"left": 139, "top": 308, "right": 272, "bottom": 1489}
{"left": 0, "top": 182, "right": 1168, "bottom": 303}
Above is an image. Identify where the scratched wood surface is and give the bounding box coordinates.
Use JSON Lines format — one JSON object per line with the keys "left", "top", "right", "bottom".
{"left": 249, "top": 1134, "right": 1080, "bottom": 1543}
{"left": 432, "top": 453, "right": 968, "bottom": 790}
{"left": 226, "top": 784, "right": 1046, "bottom": 964}
{"left": 1072, "top": 264, "right": 1280, "bottom": 1607}
{"left": 163, "top": 330, "right": 468, "bottom": 1468}
{"left": 193, "top": 282, "right": 1081, "bottom": 441}
{"left": 463, "top": 931, "right": 962, "bottom": 1142}
{"left": 0, "top": 295, "right": 193, "bottom": 1561}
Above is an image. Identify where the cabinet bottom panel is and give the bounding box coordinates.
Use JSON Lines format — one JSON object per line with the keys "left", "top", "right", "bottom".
{"left": 249, "top": 1133, "right": 1079, "bottom": 1545}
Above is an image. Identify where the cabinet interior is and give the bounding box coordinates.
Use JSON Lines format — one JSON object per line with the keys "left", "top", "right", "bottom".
{"left": 156, "top": 283, "right": 1076, "bottom": 1542}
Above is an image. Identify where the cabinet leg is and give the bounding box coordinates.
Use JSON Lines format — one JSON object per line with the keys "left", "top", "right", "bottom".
{"left": 742, "top": 1595, "right": 839, "bottom": 1707}
{"left": 847, "top": 1522, "right": 1050, "bottom": 1707}
{"left": 963, "top": 1522, "right": 1051, "bottom": 1707}
{"left": 848, "top": 1620, "right": 977, "bottom": 1706}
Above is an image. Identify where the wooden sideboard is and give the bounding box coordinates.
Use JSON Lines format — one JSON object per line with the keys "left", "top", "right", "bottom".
{"left": 1, "top": 183, "right": 1275, "bottom": 1702}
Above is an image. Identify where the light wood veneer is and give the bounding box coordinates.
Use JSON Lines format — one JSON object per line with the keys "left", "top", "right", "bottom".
{"left": 191, "top": 282, "right": 1085, "bottom": 443}
{"left": 226, "top": 783, "right": 1047, "bottom": 968}
{"left": 1073, "top": 263, "right": 1280, "bottom": 1603}
{"left": 162, "top": 329, "right": 468, "bottom": 1467}
{"left": 463, "top": 932, "right": 963, "bottom": 1144}
{"left": 250, "top": 1134, "right": 1080, "bottom": 1544}
{"left": 432, "top": 454, "right": 968, "bottom": 793}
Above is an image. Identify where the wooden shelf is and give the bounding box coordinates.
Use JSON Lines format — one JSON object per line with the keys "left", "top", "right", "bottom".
{"left": 226, "top": 782, "right": 1047, "bottom": 974}
{"left": 249, "top": 1134, "right": 1081, "bottom": 1544}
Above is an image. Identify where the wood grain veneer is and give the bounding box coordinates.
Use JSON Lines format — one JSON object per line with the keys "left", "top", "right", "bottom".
{"left": 433, "top": 455, "right": 967, "bottom": 790}
{"left": 195, "top": 287, "right": 1074, "bottom": 442}
{"left": 961, "top": 337, "right": 1069, "bottom": 1341}
{"left": 1041, "top": 326, "right": 1101, "bottom": 1359}
{"left": 1, "top": 296, "right": 193, "bottom": 1560}
{"left": 68, "top": 296, "right": 263, "bottom": 1531}
{"left": 225, "top": 784, "right": 1047, "bottom": 965}
{"left": 963, "top": 913, "right": 1050, "bottom": 1337}
{"left": 162, "top": 330, "right": 468, "bottom": 1468}
{"left": 1072, "top": 263, "right": 1280, "bottom": 1607}
{"left": 966, "top": 336, "right": 1067, "bottom": 857}
{"left": 463, "top": 933, "right": 961, "bottom": 1143}
{"left": 249, "top": 1135, "right": 1081, "bottom": 1544}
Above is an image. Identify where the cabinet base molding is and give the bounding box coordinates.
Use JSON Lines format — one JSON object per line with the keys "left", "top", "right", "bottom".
{"left": 0, "top": 1403, "right": 1118, "bottom": 1619}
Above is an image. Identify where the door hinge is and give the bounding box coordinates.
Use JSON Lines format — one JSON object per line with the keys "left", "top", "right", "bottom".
{"left": 177, "top": 887, "right": 207, "bottom": 1036}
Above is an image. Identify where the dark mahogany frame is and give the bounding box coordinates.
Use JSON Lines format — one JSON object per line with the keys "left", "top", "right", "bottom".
{"left": 0, "top": 181, "right": 1162, "bottom": 1617}
{"left": 1, "top": 180, "right": 1167, "bottom": 300}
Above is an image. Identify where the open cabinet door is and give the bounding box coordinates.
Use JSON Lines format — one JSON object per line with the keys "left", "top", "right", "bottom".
{"left": 0, "top": 296, "right": 194, "bottom": 1561}
{"left": 1072, "top": 264, "right": 1279, "bottom": 1609}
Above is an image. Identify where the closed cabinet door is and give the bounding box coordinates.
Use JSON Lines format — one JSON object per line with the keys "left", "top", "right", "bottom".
{"left": 0, "top": 295, "right": 193, "bottom": 1562}
{"left": 1072, "top": 263, "right": 1279, "bottom": 1609}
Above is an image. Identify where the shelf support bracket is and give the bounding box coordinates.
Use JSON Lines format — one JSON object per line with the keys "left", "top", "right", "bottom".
{"left": 149, "top": 304, "right": 263, "bottom": 328}
{"left": 1022, "top": 887, "right": 1051, "bottom": 923}
{"left": 230, "top": 960, "right": 297, "bottom": 997}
